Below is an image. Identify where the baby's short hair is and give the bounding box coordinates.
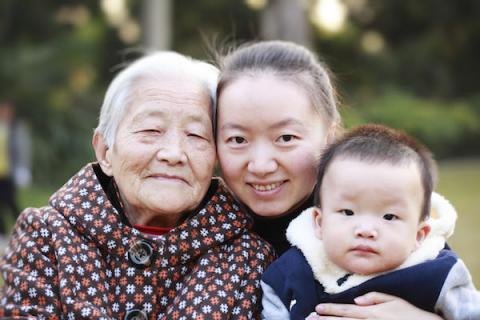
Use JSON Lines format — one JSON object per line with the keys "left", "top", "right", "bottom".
{"left": 314, "top": 124, "right": 437, "bottom": 221}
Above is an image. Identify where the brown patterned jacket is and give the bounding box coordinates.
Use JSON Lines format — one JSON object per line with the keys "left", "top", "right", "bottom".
{"left": 0, "top": 163, "right": 275, "bottom": 319}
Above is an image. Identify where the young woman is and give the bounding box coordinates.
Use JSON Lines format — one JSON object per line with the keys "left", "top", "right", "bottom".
{"left": 216, "top": 41, "right": 444, "bottom": 319}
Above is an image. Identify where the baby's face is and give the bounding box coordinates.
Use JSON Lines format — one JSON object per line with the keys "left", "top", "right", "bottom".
{"left": 314, "top": 158, "right": 429, "bottom": 275}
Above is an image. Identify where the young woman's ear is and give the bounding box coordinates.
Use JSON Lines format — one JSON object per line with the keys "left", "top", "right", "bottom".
{"left": 92, "top": 131, "right": 113, "bottom": 176}
{"left": 415, "top": 222, "right": 431, "bottom": 248}
{"left": 312, "top": 207, "right": 323, "bottom": 240}
{"left": 325, "top": 123, "right": 338, "bottom": 144}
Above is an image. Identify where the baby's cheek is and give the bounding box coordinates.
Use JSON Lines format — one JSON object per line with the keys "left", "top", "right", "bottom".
{"left": 323, "top": 235, "right": 343, "bottom": 264}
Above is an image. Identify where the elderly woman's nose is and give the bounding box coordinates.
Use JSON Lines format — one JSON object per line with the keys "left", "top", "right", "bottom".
{"left": 155, "top": 131, "right": 188, "bottom": 164}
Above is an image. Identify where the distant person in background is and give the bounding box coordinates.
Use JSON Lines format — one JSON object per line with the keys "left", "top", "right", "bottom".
{"left": 0, "top": 101, "right": 31, "bottom": 237}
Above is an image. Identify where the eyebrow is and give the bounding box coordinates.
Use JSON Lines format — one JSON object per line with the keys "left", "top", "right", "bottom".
{"left": 219, "top": 123, "right": 247, "bottom": 131}
{"left": 270, "top": 118, "right": 304, "bottom": 130}
{"left": 132, "top": 110, "right": 210, "bottom": 124}
{"left": 220, "top": 118, "right": 304, "bottom": 131}
{"left": 131, "top": 110, "right": 166, "bottom": 123}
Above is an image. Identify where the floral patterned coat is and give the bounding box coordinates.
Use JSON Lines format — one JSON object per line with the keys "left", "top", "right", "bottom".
{"left": 0, "top": 164, "right": 275, "bottom": 320}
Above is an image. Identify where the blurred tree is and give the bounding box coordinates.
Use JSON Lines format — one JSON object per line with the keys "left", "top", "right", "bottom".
{"left": 171, "top": 0, "right": 260, "bottom": 58}
{"left": 316, "top": 0, "right": 480, "bottom": 100}
{"left": 0, "top": 0, "right": 127, "bottom": 186}
{"left": 142, "top": 0, "right": 172, "bottom": 49}
{"left": 261, "top": 0, "right": 312, "bottom": 47}
{"left": 310, "top": 0, "right": 480, "bottom": 156}
{"left": 0, "top": 0, "right": 479, "bottom": 188}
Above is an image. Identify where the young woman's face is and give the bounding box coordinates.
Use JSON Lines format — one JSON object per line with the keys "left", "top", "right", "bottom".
{"left": 216, "top": 74, "right": 330, "bottom": 217}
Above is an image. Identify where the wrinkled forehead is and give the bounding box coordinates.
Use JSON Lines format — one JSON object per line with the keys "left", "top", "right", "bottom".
{"left": 127, "top": 74, "right": 213, "bottom": 117}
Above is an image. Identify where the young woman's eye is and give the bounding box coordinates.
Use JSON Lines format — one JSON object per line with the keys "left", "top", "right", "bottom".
{"left": 227, "top": 136, "right": 247, "bottom": 144}
{"left": 383, "top": 213, "right": 398, "bottom": 221}
{"left": 277, "top": 134, "right": 296, "bottom": 143}
{"left": 341, "top": 209, "right": 354, "bottom": 216}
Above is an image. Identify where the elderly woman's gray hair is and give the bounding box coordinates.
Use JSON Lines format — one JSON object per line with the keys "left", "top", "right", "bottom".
{"left": 96, "top": 51, "right": 219, "bottom": 147}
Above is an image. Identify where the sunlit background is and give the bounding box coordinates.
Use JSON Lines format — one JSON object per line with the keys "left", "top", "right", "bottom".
{"left": 0, "top": 0, "right": 479, "bottom": 286}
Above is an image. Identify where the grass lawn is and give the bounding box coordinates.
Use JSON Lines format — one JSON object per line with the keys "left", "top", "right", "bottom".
{"left": 1, "top": 158, "right": 479, "bottom": 289}
{"left": 437, "top": 158, "right": 480, "bottom": 288}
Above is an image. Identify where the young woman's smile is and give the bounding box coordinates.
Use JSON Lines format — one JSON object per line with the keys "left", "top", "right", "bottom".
{"left": 217, "top": 74, "right": 328, "bottom": 217}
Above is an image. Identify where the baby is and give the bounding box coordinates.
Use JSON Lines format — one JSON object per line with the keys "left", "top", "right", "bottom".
{"left": 261, "top": 124, "right": 480, "bottom": 320}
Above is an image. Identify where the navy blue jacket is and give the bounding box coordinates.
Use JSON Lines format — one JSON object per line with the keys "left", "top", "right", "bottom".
{"left": 262, "top": 247, "right": 458, "bottom": 320}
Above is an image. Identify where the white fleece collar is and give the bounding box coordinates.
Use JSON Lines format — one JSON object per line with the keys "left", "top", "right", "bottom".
{"left": 286, "top": 192, "right": 457, "bottom": 294}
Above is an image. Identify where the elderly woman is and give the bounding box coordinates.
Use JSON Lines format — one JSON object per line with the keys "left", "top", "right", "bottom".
{"left": 0, "top": 52, "right": 274, "bottom": 319}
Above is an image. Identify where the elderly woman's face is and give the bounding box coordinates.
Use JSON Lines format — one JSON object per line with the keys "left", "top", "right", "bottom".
{"left": 104, "top": 77, "right": 216, "bottom": 226}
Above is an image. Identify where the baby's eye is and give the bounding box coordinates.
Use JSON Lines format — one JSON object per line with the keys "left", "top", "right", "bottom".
{"left": 227, "top": 136, "right": 247, "bottom": 144}
{"left": 341, "top": 209, "right": 354, "bottom": 216}
{"left": 383, "top": 213, "right": 398, "bottom": 221}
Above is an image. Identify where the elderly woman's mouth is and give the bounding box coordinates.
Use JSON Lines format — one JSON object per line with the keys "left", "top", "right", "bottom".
{"left": 148, "top": 173, "right": 188, "bottom": 184}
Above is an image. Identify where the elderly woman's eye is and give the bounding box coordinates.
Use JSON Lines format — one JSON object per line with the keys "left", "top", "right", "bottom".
{"left": 188, "top": 132, "right": 207, "bottom": 140}
{"left": 138, "top": 129, "right": 160, "bottom": 134}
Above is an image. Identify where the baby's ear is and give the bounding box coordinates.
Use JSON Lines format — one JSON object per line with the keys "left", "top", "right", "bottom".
{"left": 415, "top": 222, "right": 431, "bottom": 248}
{"left": 312, "top": 207, "right": 323, "bottom": 240}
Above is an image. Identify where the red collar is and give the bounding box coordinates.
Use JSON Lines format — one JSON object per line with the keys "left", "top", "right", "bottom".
{"left": 133, "top": 224, "right": 173, "bottom": 236}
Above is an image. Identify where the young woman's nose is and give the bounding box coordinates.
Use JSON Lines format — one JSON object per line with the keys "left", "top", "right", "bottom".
{"left": 247, "top": 144, "right": 278, "bottom": 176}
{"left": 156, "top": 131, "right": 187, "bottom": 165}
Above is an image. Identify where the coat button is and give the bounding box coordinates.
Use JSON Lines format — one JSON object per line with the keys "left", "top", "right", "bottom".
{"left": 124, "top": 309, "right": 147, "bottom": 320}
{"left": 127, "top": 240, "right": 154, "bottom": 267}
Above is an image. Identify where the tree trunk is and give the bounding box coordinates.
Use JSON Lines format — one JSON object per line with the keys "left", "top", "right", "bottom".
{"left": 142, "top": 0, "right": 172, "bottom": 50}
{"left": 260, "top": 0, "right": 312, "bottom": 48}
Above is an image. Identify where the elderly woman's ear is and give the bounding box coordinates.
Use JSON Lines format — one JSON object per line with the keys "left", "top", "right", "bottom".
{"left": 92, "top": 131, "right": 113, "bottom": 176}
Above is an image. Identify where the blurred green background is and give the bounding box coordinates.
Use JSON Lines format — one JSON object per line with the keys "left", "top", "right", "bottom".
{"left": 0, "top": 0, "right": 479, "bottom": 286}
